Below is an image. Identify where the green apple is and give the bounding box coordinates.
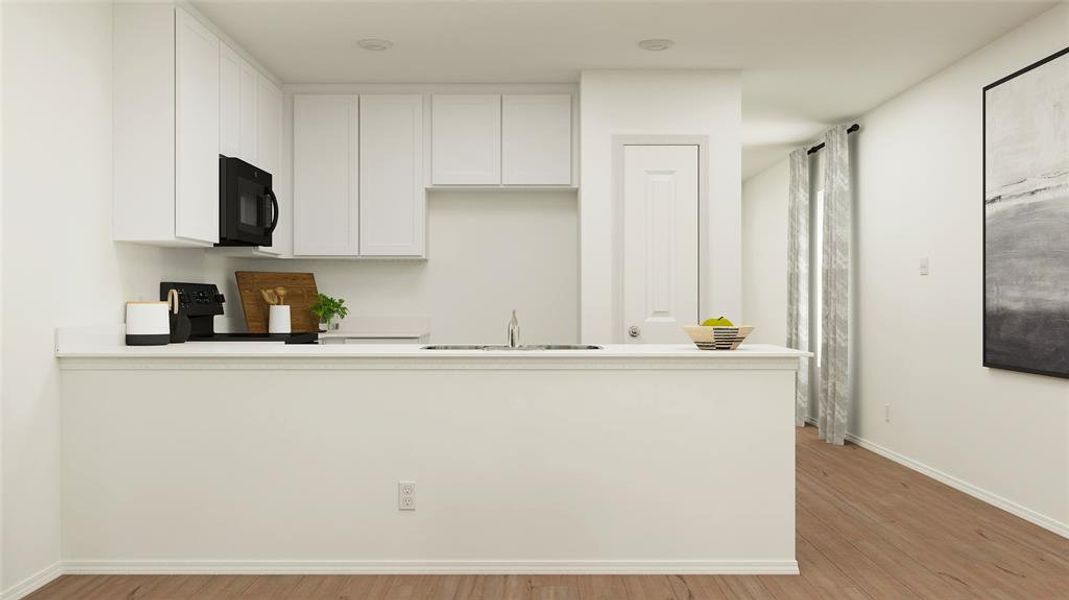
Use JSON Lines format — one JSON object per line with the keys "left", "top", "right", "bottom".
{"left": 701, "top": 315, "right": 734, "bottom": 327}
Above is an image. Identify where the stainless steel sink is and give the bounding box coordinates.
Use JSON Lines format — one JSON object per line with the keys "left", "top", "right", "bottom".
{"left": 421, "top": 344, "right": 602, "bottom": 351}
{"left": 527, "top": 344, "right": 603, "bottom": 350}
{"left": 421, "top": 312, "right": 602, "bottom": 351}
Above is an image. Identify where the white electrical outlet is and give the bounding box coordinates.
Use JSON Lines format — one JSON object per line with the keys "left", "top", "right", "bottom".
{"left": 884, "top": 404, "right": 891, "bottom": 423}
{"left": 398, "top": 480, "right": 416, "bottom": 511}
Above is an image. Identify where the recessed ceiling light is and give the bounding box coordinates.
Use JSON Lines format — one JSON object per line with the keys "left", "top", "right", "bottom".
{"left": 357, "top": 38, "right": 394, "bottom": 51}
{"left": 638, "top": 39, "right": 675, "bottom": 52}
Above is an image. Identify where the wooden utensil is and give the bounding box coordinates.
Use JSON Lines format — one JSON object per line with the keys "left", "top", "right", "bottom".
{"left": 236, "top": 272, "right": 319, "bottom": 333}
{"left": 260, "top": 288, "right": 279, "bottom": 305}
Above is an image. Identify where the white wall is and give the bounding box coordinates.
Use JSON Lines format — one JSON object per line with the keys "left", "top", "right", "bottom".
{"left": 229, "top": 191, "right": 579, "bottom": 345}
{"left": 741, "top": 4, "right": 1069, "bottom": 535}
{"left": 741, "top": 158, "right": 788, "bottom": 345}
{"left": 853, "top": 4, "right": 1068, "bottom": 534}
{"left": 1, "top": 3, "right": 233, "bottom": 593}
{"left": 579, "top": 70, "right": 742, "bottom": 343}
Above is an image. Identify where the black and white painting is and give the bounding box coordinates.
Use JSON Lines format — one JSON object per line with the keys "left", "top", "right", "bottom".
{"left": 984, "top": 47, "right": 1069, "bottom": 378}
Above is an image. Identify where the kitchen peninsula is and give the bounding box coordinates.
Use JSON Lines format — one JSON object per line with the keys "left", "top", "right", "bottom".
{"left": 56, "top": 335, "right": 804, "bottom": 575}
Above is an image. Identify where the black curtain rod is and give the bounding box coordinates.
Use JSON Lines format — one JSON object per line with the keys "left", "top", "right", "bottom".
{"left": 807, "top": 123, "right": 860, "bottom": 155}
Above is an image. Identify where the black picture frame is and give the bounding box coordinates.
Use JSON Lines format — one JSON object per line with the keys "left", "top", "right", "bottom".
{"left": 982, "top": 46, "right": 1069, "bottom": 379}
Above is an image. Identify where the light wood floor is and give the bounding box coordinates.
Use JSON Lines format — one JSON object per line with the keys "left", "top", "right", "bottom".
{"left": 27, "top": 426, "right": 1069, "bottom": 599}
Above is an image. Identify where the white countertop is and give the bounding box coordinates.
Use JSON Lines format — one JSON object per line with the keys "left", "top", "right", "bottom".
{"left": 58, "top": 340, "right": 804, "bottom": 359}
{"left": 54, "top": 327, "right": 808, "bottom": 362}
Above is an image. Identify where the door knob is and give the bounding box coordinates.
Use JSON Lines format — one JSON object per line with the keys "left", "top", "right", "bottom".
{"left": 628, "top": 325, "right": 641, "bottom": 338}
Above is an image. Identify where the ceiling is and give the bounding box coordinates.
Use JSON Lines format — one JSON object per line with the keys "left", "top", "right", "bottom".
{"left": 193, "top": 0, "right": 1057, "bottom": 179}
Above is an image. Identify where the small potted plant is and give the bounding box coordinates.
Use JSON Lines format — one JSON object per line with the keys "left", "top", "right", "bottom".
{"left": 310, "top": 293, "right": 349, "bottom": 332}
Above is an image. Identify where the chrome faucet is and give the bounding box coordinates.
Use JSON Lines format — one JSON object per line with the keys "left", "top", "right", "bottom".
{"left": 507, "top": 309, "right": 520, "bottom": 348}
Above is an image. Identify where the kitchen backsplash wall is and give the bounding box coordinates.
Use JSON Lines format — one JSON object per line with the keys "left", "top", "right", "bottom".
{"left": 226, "top": 190, "right": 579, "bottom": 344}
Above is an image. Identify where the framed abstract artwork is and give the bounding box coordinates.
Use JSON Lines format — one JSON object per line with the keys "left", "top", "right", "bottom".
{"left": 983, "top": 47, "right": 1069, "bottom": 378}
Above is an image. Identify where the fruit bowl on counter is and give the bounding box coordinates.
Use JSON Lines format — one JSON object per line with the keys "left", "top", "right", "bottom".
{"left": 683, "top": 316, "right": 754, "bottom": 350}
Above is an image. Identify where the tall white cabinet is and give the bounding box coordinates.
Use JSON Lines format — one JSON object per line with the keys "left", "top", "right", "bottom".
{"left": 292, "top": 95, "right": 360, "bottom": 256}
{"left": 114, "top": 5, "right": 220, "bottom": 246}
{"left": 360, "top": 95, "right": 425, "bottom": 256}
{"left": 113, "top": 5, "right": 282, "bottom": 249}
{"left": 174, "top": 9, "right": 220, "bottom": 244}
{"left": 292, "top": 94, "right": 425, "bottom": 258}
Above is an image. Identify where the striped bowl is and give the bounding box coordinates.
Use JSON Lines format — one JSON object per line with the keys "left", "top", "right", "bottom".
{"left": 682, "top": 325, "right": 755, "bottom": 350}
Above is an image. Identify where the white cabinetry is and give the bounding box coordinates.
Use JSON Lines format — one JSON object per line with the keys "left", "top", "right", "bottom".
{"left": 292, "top": 94, "right": 426, "bottom": 258}
{"left": 293, "top": 95, "right": 360, "bottom": 256}
{"left": 431, "top": 95, "right": 501, "bottom": 185}
{"left": 256, "top": 75, "right": 285, "bottom": 255}
{"left": 219, "top": 43, "right": 257, "bottom": 163}
{"left": 428, "top": 93, "right": 572, "bottom": 187}
{"left": 114, "top": 4, "right": 220, "bottom": 246}
{"left": 175, "top": 9, "right": 220, "bottom": 244}
{"left": 360, "top": 95, "right": 426, "bottom": 257}
{"left": 502, "top": 94, "right": 572, "bottom": 185}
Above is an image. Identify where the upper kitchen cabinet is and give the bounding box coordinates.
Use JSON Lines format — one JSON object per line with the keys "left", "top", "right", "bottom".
{"left": 254, "top": 75, "right": 285, "bottom": 255}
{"left": 431, "top": 95, "right": 501, "bottom": 185}
{"left": 293, "top": 95, "right": 360, "bottom": 256}
{"left": 219, "top": 43, "right": 258, "bottom": 164}
{"left": 360, "top": 95, "right": 426, "bottom": 257}
{"left": 502, "top": 94, "right": 572, "bottom": 185}
{"left": 114, "top": 4, "right": 220, "bottom": 246}
{"left": 428, "top": 93, "right": 573, "bottom": 187}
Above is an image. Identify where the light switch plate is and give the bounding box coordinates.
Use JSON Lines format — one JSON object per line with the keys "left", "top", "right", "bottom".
{"left": 919, "top": 257, "right": 930, "bottom": 276}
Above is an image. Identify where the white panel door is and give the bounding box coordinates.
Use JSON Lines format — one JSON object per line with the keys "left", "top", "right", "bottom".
{"left": 622, "top": 145, "right": 699, "bottom": 344}
{"left": 238, "top": 60, "right": 258, "bottom": 163}
{"left": 219, "top": 43, "right": 257, "bottom": 164}
{"left": 175, "top": 8, "right": 220, "bottom": 244}
{"left": 502, "top": 94, "right": 572, "bottom": 185}
{"left": 431, "top": 94, "right": 500, "bottom": 185}
{"left": 292, "top": 94, "right": 359, "bottom": 256}
{"left": 218, "top": 44, "right": 241, "bottom": 158}
{"left": 256, "top": 75, "right": 283, "bottom": 255}
{"left": 360, "top": 95, "right": 425, "bottom": 257}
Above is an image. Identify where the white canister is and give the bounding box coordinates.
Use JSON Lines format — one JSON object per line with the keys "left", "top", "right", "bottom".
{"left": 268, "top": 305, "right": 292, "bottom": 334}
{"left": 125, "top": 301, "right": 170, "bottom": 346}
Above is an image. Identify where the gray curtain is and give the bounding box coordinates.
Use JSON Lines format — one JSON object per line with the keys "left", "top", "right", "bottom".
{"left": 786, "top": 149, "right": 810, "bottom": 427}
{"left": 817, "top": 125, "right": 852, "bottom": 445}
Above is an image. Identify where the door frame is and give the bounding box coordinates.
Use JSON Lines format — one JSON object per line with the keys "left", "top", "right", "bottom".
{"left": 611, "top": 135, "right": 710, "bottom": 343}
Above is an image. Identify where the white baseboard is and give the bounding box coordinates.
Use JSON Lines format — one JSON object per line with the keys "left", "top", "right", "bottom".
{"left": 843, "top": 432, "right": 1069, "bottom": 540}
{"left": 1, "top": 562, "right": 63, "bottom": 600}
{"left": 62, "top": 559, "right": 799, "bottom": 576}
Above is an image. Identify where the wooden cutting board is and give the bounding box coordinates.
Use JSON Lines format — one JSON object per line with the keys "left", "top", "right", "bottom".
{"left": 235, "top": 272, "right": 319, "bottom": 333}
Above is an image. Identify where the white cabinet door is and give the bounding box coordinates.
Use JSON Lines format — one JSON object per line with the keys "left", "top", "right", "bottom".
{"left": 219, "top": 44, "right": 257, "bottom": 164}
{"left": 360, "top": 95, "right": 425, "bottom": 257}
{"left": 502, "top": 94, "right": 572, "bottom": 185}
{"left": 293, "top": 95, "right": 359, "bottom": 256}
{"left": 175, "top": 8, "right": 220, "bottom": 244}
{"left": 238, "top": 60, "right": 258, "bottom": 163}
{"left": 256, "top": 75, "right": 284, "bottom": 255}
{"left": 622, "top": 145, "right": 699, "bottom": 344}
{"left": 431, "top": 95, "right": 501, "bottom": 184}
{"left": 219, "top": 44, "right": 241, "bottom": 158}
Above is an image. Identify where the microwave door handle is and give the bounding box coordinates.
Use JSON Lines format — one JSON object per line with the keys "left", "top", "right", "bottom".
{"left": 266, "top": 189, "right": 279, "bottom": 233}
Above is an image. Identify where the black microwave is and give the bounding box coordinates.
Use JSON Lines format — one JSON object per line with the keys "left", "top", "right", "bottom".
{"left": 217, "top": 155, "right": 278, "bottom": 247}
